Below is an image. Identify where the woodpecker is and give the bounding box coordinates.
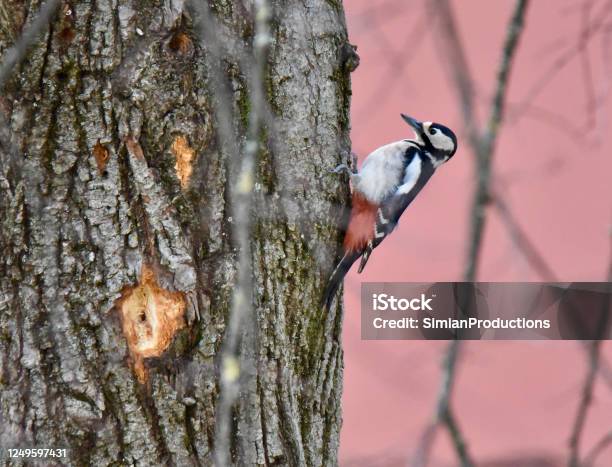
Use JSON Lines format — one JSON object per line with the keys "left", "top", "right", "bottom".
{"left": 322, "top": 114, "right": 458, "bottom": 311}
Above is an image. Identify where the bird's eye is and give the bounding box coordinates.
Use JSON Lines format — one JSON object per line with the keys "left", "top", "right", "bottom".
{"left": 429, "top": 128, "right": 437, "bottom": 135}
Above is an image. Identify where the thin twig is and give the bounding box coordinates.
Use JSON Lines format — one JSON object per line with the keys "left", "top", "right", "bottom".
{"left": 411, "top": 340, "right": 474, "bottom": 467}
{"left": 435, "top": 341, "right": 474, "bottom": 467}
{"left": 579, "top": 0, "right": 598, "bottom": 129}
{"left": 504, "top": 99, "right": 586, "bottom": 141}
{"left": 435, "top": 340, "right": 460, "bottom": 432}
{"left": 510, "top": 0, "right": 612, "bottom": 124}
{"left": 568, "top": 339, "right": 604, "bottom": 467}
{"left": 588, "top": 345, "right": 612, "bottom": 391}
{"left": 0, "top": 0, "right": 61, "bottom": 192}
{"left": 583, "top": 430, "right": 612, "bottom": 466}
{"left": 568, "top": 232, "right": 612, "bottom": 467}
{"left": 411, "top": 423, "right": 437, "bottom": 467}
{"left": 213, "top": 0, "right": 271, "bottom": 463}
{"left": 443, "top": 408, "right": 472, "bottom": 467}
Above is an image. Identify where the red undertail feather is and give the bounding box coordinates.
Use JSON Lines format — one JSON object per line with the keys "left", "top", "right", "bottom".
{"left": 321, "top": 192, "right": 377, "bottom": 311}
{"left": 343, "top": 191, "right": 377, "bottom": 253}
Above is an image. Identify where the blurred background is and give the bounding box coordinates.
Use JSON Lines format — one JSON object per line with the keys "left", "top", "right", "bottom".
{"left": 340, "top": 0, "right": 612, "bottom": 465}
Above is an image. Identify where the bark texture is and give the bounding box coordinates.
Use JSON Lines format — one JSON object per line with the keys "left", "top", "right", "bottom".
{"left": 0, "top": 0, "right": 354, "bottom": 465}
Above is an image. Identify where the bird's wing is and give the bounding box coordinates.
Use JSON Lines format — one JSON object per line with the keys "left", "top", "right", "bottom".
{"left": 357, "top": 153, "right": 435, "bottom": 273}
{"left": 375, "top": 154, "right": 435, "bottom": 246}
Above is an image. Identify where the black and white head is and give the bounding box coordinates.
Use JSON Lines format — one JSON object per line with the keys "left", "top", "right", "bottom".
{"left": 401, "top": 114, "right": 458, "bottom": 166}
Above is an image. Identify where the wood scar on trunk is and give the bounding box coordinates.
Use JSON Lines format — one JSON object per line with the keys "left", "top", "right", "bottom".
{"left": 171, "top": 135, "right": 196, "bottom": 189}
{"left": 92, "top": 140, "right": 109, "bottom": 174}
{"left": 118, "top": 264, "right": 186, "bottom": 382}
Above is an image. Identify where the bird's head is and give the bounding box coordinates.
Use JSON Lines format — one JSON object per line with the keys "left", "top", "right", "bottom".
{"left": 401, "top": 114, "right": 458, "bottom": 164}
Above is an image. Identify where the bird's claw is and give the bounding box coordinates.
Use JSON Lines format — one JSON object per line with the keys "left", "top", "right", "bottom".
{"left": 330, "top": 163, "right": 353, "bottom": 176}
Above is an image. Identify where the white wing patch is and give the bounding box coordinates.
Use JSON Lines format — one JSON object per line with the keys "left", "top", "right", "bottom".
{"left": 396, "top": 156, "right": 422, "bottom": 195}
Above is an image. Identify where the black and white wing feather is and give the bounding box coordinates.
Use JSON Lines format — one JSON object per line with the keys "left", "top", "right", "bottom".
{"left": 357, "top": 150, "right": 435, "bottom": 273}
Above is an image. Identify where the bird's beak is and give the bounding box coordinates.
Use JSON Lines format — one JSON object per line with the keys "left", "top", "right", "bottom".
{"left": 401, "top": 114, "right": 424, "bottom": 137}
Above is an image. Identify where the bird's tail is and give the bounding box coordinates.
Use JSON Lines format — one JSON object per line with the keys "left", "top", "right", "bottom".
{"left": 321, "top": 250, "right": 362, "bottom": 312}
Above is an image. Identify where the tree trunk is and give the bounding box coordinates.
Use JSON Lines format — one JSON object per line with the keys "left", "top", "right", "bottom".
{"left": 0, "top": 1, "right": 354, "bottom": 465}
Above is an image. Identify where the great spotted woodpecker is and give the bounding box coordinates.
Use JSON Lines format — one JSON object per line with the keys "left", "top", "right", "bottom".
{"left": 323, "top": 114, "right": 458, "bottom": 311}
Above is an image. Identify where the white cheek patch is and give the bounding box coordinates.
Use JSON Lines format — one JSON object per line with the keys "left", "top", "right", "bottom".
{"left": 424, "top": 122, "right": 455, "bottom": 153}
{"left": 431, "top": 133, "right": 455, "bottom": 152}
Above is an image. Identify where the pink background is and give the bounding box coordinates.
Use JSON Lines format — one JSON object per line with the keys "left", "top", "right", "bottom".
{"left": 341, "top": 1, "right": 612, "bottom": 465}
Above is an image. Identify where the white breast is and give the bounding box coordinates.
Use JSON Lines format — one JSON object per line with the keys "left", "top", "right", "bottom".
{"left": 353, "top": 140, "right": 417, "bottom": 204}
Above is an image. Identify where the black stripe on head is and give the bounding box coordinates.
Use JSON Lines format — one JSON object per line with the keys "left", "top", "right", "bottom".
{"left": 419, "top": 132, "right": 436, "bottom": 153}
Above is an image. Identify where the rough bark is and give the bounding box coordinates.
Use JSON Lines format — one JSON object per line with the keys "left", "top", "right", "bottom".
{"left": 0, "top": 0, "right": 354, "bottom": 465}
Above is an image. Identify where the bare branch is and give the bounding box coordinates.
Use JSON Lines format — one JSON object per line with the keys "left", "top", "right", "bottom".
{"left": 411, "top": 423, "right": 437, "bottom": 467}
{"left": 188, "top": 0, "right": 271, "bottom": 464}
{"left": 568, "top": 339, "right": 604, "bottom": 467}
{"left": 436, "top": 343, "right": 474, "bottom": 467}
{"left": 411, "top": 340, "right": 474, "bottom": 467}
{"left": 483, "top": 0, "right": 529, "bottom": 150}
{"left": 413, "top": 3, "right": 529, "bottom": 466}
{"left": 212, "top": 0, "right": 271, "bottom": 463}
{"left": 443, "top": 407, "right": 473, "bottom": 467}
{"left": 463, "top": 0, "right": 529, "bottom": 282}
{"left": 589, "top": 344, "right": 612, "bottom": 391}
{"left": 579, "top": 1, "right": 598, "bottom": 129}
{"left": 431, "top": 0, "right": 529, "bottom": 281}
{"left": 568, "top": 232, "right": 612, "bottom": 467}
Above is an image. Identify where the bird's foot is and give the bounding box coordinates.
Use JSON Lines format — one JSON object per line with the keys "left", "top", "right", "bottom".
{"left": 330, "top": 163, "right": 353, "bottom": 176}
